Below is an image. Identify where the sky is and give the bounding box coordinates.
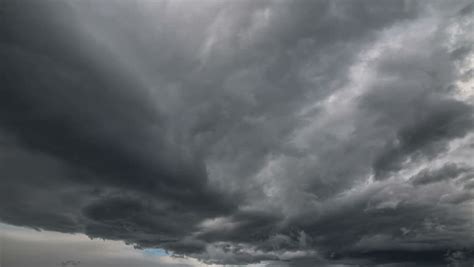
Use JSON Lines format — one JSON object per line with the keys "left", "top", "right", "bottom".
{"left": 0, "top": 0, "right": 473, "bottom": 266}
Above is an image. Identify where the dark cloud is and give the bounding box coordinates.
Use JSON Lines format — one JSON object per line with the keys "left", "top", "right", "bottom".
{"left": 410, "top": 163, "right": 471, "bottom": 186}
{"left": 1, "top": 0, "right": 474, "bottom": 266}
{"left": 371, "top": 96, "right": 473, "bottom": 179}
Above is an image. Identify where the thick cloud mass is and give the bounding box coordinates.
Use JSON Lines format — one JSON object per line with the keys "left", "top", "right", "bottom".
{"left": 1, "top": 0, "right": 474, "bottom": 266}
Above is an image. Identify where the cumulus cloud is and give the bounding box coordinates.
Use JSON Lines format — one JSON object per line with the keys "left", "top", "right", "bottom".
{"left": 1, "top": 0, "right": 473, "bottom": 266}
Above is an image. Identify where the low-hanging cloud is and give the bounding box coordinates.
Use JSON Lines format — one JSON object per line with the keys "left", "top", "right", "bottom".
{"left": 1, "top": 0, "right": 473, "bottom": 266}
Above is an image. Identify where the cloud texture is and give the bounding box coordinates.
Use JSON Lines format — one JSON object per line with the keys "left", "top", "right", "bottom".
{"left": 1, "top": 0, "right": 474, "bottom": 266}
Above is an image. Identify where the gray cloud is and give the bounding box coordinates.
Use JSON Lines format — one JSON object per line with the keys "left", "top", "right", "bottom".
{"left": 410, "top": 163, "right": 471, "bottom": 186}
{"left": 1, "top": 0, "right": 474, "bottom": 266}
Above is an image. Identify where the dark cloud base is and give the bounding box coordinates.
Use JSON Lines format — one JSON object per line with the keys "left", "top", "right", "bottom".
{"left": 1, "top": 0, "right": 474, "bottom": 266}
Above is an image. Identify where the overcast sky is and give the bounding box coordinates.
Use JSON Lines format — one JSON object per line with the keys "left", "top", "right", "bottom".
{"left": 1, "top": 0, "right": 473, "bottom": 266}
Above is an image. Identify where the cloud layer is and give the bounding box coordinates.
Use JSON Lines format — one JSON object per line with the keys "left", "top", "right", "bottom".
{"left": 1, "top": 0, "right": 473, "bottom": 266}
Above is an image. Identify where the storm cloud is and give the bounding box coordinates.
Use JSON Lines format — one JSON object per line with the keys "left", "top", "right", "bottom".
{"left": 1, "top": 0, "right": 474, "bottom": 266}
